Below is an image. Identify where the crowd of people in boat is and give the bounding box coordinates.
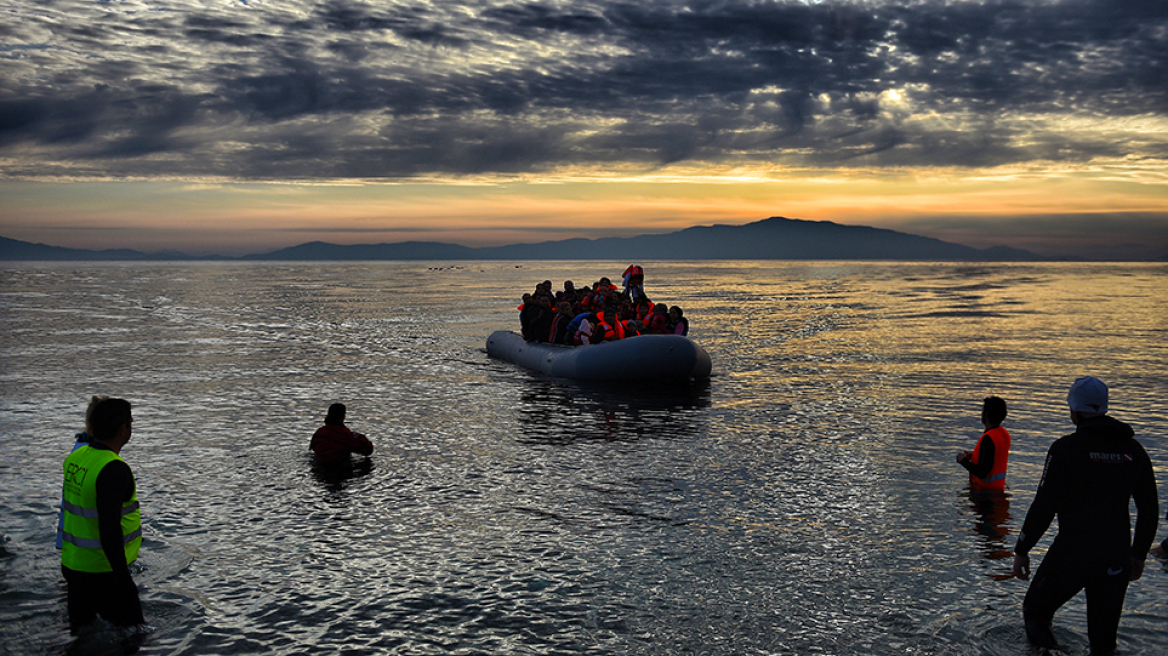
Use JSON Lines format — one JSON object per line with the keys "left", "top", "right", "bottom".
{"left": 517, "top": 265, "right": 689, "bottom": 345}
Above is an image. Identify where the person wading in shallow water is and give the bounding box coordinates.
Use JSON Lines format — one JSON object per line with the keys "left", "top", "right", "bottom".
{"left": 310, "top": 403, "right": 374, "bottom": 465}
{"left": 60, "top": 397, "right": 148, "bottom": 634}
{"left": 956, "top": 396, "right": 1010, "bottom": 493}
{"left": 1012, "top": 377, "right": 1158, "bottom": 656}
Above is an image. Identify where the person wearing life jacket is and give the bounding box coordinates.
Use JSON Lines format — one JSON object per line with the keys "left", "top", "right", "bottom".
{"left": 60, "top": 397, "right": 146, "bottom": 630}
{"left": 57, "top": 395, "right": 106, "bottom": 551}
{"left": 596, "top": 310, "right": 625, "bottom": 340}
{"left": 547, "top": 302, "right": 575, "bottom": 344}
{"left": 634, "top": 299, "right": 653, "bottom": 324}
{"left": 577, "top": 290, "right": 596, "bottom": 313}
{"left": 956, "top": 396, "right": 1011, "bottom": 492}
{"left": 622, "top": 265, "right": 648, "bottom": 303}
{"left": 646, "top": 303, "right": 670, "bottom": 334}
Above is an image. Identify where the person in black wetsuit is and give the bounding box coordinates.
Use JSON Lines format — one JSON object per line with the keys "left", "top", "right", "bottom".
{"left": 1012, "top": 376, "right": 1158, "bottom": 656}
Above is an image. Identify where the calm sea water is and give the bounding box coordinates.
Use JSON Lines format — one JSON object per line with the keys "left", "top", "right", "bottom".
{"left": 1, "top": 261, "right": 1166, "bottom": 656}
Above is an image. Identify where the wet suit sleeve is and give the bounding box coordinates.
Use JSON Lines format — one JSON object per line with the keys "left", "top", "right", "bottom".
{"left": 94, "top": 460, "right": 135, "bottom": 575}
{"left": 959, "top": 434, "right": 994, "bottom": 479}
{"left": 1131, "top": 443, "right": 1159, "bottom": 559}
{"left": 1015, "top": 445, "right": 1063, "bottom": 555}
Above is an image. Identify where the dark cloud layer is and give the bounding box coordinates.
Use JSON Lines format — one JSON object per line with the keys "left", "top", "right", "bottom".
{"left": 1, "top": 0, "right": 1166, "bottom": 180}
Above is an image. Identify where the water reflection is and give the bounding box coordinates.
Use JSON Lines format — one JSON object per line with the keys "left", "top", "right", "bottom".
{"left": 511, "top": 377, "right": 711, "bottom": 445}
{"left": 964, "top": 490, "right": 1015, "bottom": 580}
{"left": 310, "top": 457, "right": 375, "bottom": 494}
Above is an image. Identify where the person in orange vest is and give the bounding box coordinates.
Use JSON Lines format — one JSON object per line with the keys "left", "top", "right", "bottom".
{"left": 593, "top": 310, "right": 624, "bottom": 341}
{"left": 956, "top": 396, "right": 1010, "bottom": 492}
{"left": 634, "top": 299, "right": 653, "bottom": 324}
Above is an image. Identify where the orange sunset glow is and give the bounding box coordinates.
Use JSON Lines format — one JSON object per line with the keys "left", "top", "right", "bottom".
{"left": 2, "top": 1, "right": 1166, "bottom": 259}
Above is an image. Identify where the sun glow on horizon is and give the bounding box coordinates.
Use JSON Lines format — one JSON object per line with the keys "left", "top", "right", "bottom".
{"left": 3, "top": 162, "right": 1167, "bottom": 258}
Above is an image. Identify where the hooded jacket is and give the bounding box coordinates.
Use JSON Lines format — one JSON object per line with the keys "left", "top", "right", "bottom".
{"left": 1015, "top": 415, "right": 1158, "bottom": 561}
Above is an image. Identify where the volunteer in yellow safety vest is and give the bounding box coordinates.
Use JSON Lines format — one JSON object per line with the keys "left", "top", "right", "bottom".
{"left": 60, "top": 397, "right": 145, "bottom": 630}
{"left": 956, "top": 396, "right": 1011, "bottom": 492}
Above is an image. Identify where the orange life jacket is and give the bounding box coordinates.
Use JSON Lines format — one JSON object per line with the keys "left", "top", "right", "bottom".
{"left": 597, "top": 312, "right": 625, "bottom": 340}
{"left": 970, "top": 426, "right": 1010, "bottom": 490}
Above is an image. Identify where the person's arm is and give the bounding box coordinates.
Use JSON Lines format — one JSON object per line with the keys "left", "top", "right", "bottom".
{"left": 93, "top": 460, "right": 144, "bottom": 622}
{"left": 94, "top": 460, "right": 134, "bottom": 575}
{"left": 1129, "top": 444, "right": 1160, "bottom": 580}
{"left": 348, "top": 432, "right": 374, "bottom": 457}
{"left": 1014, "top": 445, "right": 1062, "bottom": 578}
{"left": 958, "top": 434, "right": 994, "bottom": 479}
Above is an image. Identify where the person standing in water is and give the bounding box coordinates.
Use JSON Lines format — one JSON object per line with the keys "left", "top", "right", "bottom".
{"left": 1012, "top": 377, "right": 1158, "bottom": 656}
{"left": 310, "top": 404, "right": 374, "bottom": 465}
{"left": 956, "top": 396, "right": 1010, "bottom": 493}
{"left": 57, "top": 395, "right": 107, "bottom": 550}
{"left": 60, "top": 397, "right": 146, "bottom": 631}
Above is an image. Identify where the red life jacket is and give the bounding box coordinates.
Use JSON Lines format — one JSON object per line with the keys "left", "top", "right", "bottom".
{"left": 547, "top": 311, "right": 566, "bottom": 343}
{"left": 970, "top": 426, "right": 1011, "bottom": 490}
{"left": 646, "top": 313, "right": 669, "bottom": 334}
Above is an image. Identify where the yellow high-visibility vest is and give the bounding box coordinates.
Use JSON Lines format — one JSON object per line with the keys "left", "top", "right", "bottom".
{"left": 61, "top": 445, "right": 141, "bottom": 572}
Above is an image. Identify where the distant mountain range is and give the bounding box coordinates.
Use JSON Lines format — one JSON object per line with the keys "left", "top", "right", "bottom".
{"left": 1, "top": 216, "right": 1053, "bottom": 261}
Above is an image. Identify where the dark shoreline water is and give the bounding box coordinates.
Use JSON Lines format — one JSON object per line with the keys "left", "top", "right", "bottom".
{"left": 2, "top": 261, "right": 1165, "bottom": 655}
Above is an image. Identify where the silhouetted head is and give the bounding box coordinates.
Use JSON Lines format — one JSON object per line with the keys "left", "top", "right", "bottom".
{"left": 325, "top": 403, "right": 347, "bottom": 426}
{"left": 981, "top": 396, "right": 1007, "bottom": 427}
{"left": 91, "top": 398, "right": 132, "bottom": 444}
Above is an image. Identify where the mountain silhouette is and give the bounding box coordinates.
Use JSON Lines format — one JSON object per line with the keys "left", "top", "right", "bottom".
{"left": 246, "top": 217, "right": 1042, "bottom": 260}
{"left": 2, "top": 217, "right": 1042, "bottom": 261}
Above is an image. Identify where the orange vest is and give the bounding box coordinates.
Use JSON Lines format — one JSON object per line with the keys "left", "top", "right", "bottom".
{"left": 970, "top": 426, "right": 1010, "bottom": 490}
{"left": 597, "top": 312, "right": 625, "bottom": 340}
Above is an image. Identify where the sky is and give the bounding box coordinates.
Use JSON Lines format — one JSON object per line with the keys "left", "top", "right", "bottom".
{"left": 1, "top": 0, "right": 1166, "bottom": 259}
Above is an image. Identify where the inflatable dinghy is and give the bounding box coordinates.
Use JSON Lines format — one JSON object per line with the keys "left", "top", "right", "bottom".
{"left": 487, "top": 330, "right": 712, "bottom": 382}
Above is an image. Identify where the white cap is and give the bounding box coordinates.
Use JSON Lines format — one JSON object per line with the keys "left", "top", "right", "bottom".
{"left": 1067, "top": 376, "right": 1108, "bottom": 414}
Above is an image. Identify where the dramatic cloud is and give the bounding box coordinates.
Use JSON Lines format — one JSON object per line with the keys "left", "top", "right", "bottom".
{"left": 2, "top": 0, "right": 1166, "bottom": 181}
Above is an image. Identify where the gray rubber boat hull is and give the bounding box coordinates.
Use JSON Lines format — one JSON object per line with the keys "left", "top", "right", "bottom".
{"left": 487, "top": 330, "right": 712, "bottom": 382}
